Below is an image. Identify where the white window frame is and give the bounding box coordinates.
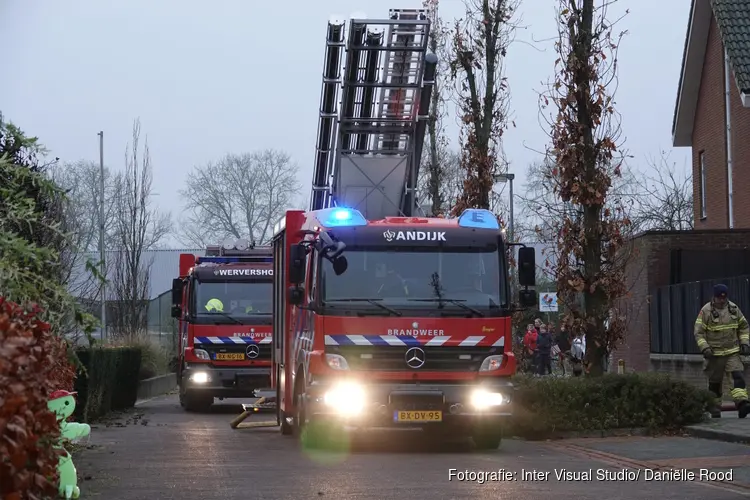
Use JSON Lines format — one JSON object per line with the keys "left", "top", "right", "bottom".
{"left": 699, "top": 151, "right": 707, "bottom": 219}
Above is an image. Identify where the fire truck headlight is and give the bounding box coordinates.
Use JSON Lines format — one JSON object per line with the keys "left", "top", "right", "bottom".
{"left": 194, "top": 349, "right": 210, "bottom": 361}
{"left": 323, "top": 381, "right": 365, "bottom": 416}
{"left": 190, "top": 372, "right": 209, "bottom": 384}
{"left": 325, "top": 354, "right": 350, "bottom": 370}
{"left": 470, "top": 388, "right": 507, "bottom": 409}
{"left": 478, "top": 355, "right": 503, "bottom": 371}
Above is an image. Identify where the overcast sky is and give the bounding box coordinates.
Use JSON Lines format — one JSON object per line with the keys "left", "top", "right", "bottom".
{"left": 1, "top": 0, "right": 690, "bottom": 246}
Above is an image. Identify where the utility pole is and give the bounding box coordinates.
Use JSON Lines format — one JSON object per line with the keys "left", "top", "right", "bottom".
{"left": 98, "top": 131, "right": 106, "bottom": 342}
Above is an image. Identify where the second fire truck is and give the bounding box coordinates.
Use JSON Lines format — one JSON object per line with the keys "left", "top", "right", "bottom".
{"left": 171, "top": 240, "right": 274, "bottom": 411}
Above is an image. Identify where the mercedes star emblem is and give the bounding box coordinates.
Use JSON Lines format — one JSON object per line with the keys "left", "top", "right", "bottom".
{"left": 246, "top": 344, "right": 260, "bottom": 359}
{"left": 405, "top": 347, "right": 426, "bottom": 369}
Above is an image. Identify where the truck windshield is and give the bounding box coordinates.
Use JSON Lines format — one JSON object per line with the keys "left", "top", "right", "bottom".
{"left": 320, "top": 247, "right": 504, "bottom": 311}
{"left": 194, "top": 281, "right": 272, "bottom": 316}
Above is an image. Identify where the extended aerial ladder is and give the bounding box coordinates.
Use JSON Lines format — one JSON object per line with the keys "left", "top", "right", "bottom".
{"left": 309, "top": 8, "right": 438, "bottom": 218}
{"left": 232, "top": 7, "right": 439, "bottom": 431}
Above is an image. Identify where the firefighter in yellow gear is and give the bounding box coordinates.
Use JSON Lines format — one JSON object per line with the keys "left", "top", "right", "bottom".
{"left": 694, "top": 284, "right": 750, "bottom": 418}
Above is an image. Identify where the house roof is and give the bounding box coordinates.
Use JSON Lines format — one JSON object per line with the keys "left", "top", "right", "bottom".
{"left": 672, "top": 0, "right": 750, "bottom": 147}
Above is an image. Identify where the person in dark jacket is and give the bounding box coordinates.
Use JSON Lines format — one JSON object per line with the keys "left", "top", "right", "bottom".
{"left": 536, "top": 323, "right": 553, "bottom": 375}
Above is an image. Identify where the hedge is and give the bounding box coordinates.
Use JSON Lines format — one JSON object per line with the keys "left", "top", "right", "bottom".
{"left": 0, "top": 298, "right": 75, "bottom": 499}
{"left": 507, "top": 373, "right": 715, "bottom": 439}
{"left": 73, "top": 346, "right": 143, "bottom": 422}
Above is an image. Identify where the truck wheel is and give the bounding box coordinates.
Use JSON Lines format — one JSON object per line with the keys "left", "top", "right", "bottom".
{"left": 293, "top": 388, "right": 332, "bottom": 449}
{"left": 183, "top": 390, "right": 213, "bottom": 412}
{"left": 472, "top": 425, "right": 502, "bottom": 450}
{"left": 292, "top": 388, "right": 307, "bottom": 439}
{"left": 280, "top": 411, "right": 293, "bottom": 435}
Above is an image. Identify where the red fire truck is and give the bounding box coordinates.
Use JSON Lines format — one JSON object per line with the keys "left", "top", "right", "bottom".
{"left": 272, "top": 208, "right": 536, "bottom": 448}
{"left": 269, "top": 9, "right": 536, "bottom": 449}
{"left": 171, "top": 240, "right": 274, "bottom": 411}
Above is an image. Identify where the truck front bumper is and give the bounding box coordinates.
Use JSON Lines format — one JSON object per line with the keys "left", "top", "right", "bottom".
{"left": 304, "top": 379, "right": 514, "bottom": 428}
{"left": 181, "top": 364, "right": 271, "bottom": 398}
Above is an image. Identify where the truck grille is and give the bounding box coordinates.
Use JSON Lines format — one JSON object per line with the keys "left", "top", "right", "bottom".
{"left": 326, "top": 345, "right": 501, "bottom": 371}
{"left": 194, "top": 342, "right": 272, "bottom": 361}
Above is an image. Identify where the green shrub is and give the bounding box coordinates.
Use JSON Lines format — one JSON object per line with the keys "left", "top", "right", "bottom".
{"left": 507, "top": 373, "right": 715, "bottom": 439}
{"left": 73, "top": 346, "right": 143, "bottom": 421}
{"left": 112, "top": 336, "right": 171, "bottom": 379}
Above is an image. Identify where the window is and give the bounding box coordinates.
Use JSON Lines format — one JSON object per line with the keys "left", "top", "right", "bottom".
{"left": 194, "top": 281, "right": 272, "bottom": 318}
{"left": 700, "top": 151, "right": 707, "bottom": 219}
{"left": 320, "top": 246, "right": 504, "bottom": 311}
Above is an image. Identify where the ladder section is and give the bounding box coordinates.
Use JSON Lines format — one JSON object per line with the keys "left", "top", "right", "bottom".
{"left": 326, "top": 9, "right": 437, "bottom": 219}
{"left": 310, "top": 18, "right": 345, "bottom": 211}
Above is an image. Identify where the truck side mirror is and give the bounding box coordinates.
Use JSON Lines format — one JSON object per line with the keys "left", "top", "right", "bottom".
{"left": 171, "top": 278, "right": 183, "bottom": 306}
{"left": 517, "top": 247, "right": 536, "bottom": 287}
{"left": 518, "top": 289, "right": 537, "bottom": 308}
{"left": 287, "top": 285, "right": 304, "bottom": 306}
{"left": 171, "top": 304, "right": 181, "bottom": 318}
{"left": 289, "top": 244, "right": 306, "bottom": 284}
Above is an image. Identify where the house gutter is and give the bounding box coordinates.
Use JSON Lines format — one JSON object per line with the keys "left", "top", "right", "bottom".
{"left": 742, "top": 92, "right": 750, "bottom": 108}
{"left": 724, "top": 48, "right": 734, "bottom": 228}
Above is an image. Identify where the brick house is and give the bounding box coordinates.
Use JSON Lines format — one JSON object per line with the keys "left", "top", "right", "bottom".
{"left": 672, "top": 0, "right": 750, "bottom": 228}
{"left": 612, "top": 0, "right": 750, "bottom": 385}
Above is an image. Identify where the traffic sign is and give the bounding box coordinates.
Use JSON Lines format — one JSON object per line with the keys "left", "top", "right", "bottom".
{"left": 539, "top": 292, "right": 558, "bottom": 312}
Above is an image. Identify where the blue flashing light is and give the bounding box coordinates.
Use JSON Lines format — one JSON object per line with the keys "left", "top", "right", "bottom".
{"left": 318, "top": 207, "right": 367, "bottom": 227}
{"left": 458, "top": 208, "right": 500, "bottom": 230}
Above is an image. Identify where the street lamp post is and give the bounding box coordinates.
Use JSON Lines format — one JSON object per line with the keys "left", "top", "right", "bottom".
{"left": 98, "top": 131, "right": 106, "bottom": 342}
{"left": 493, "top": 173, "right": 515, "bottom": 243}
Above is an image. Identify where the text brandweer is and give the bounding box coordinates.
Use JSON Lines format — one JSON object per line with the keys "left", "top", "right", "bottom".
{"left": 214, "top": 269, "right": 273, "bottom": 276}
{"left": 387, "top": 329, "right": 445, "bottom": 336}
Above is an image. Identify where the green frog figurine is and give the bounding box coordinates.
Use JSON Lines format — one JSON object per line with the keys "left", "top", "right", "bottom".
{"left": 47, "top": 390, "right": 91, "bottom": 499}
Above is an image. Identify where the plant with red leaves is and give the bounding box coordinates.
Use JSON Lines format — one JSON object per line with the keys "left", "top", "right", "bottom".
{"left": 0, "top": 297, "right": 75, "bottom": 500}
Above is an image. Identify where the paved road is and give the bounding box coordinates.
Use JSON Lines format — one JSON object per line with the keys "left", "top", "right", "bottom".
{"left": 74, "top": 395, "right": 750, "bottom": 499}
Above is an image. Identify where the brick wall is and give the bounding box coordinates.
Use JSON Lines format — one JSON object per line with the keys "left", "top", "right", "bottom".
{"left": 618, "top": 230, "right": 750, "bottom": 380}
{"left": 650, "top": 354, "right": 750, "bottom": 400}
{"left": 730, "top": 64, "right": 750, "bottom": 228}
{"left": 692, "top": 13, "right": 750, "bottom": 229}
{"left": 693, "top": 14, "right": 728, "bottom": 229}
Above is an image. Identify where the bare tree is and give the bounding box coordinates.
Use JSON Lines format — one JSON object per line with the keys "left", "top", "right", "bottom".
{"left": 418, "top": 149, "right": 464, "bottom": 215}
{"left": 449, "top": 0, "right": 518, "bottom": 213}
{"left": 540, "top": 0, "right": 631, "bottom": 376}
{"left": 632, "top": 151, "right": 693, "bottom": 231}
{"left": 52, "top": 160, "right": 119, "bottom": 302}
{"left": 518, "top": 158, "right": 639, "bottom": 243}
{"left": 179, "top": 149, "right": 302, "bottom": 246}
{"left": 110, "top": 119, "right": 171, "bottom": 338}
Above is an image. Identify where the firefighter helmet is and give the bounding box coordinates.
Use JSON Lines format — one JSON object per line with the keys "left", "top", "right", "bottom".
{"left": 205, "top": 298, "right": 224, "bottom": 312}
